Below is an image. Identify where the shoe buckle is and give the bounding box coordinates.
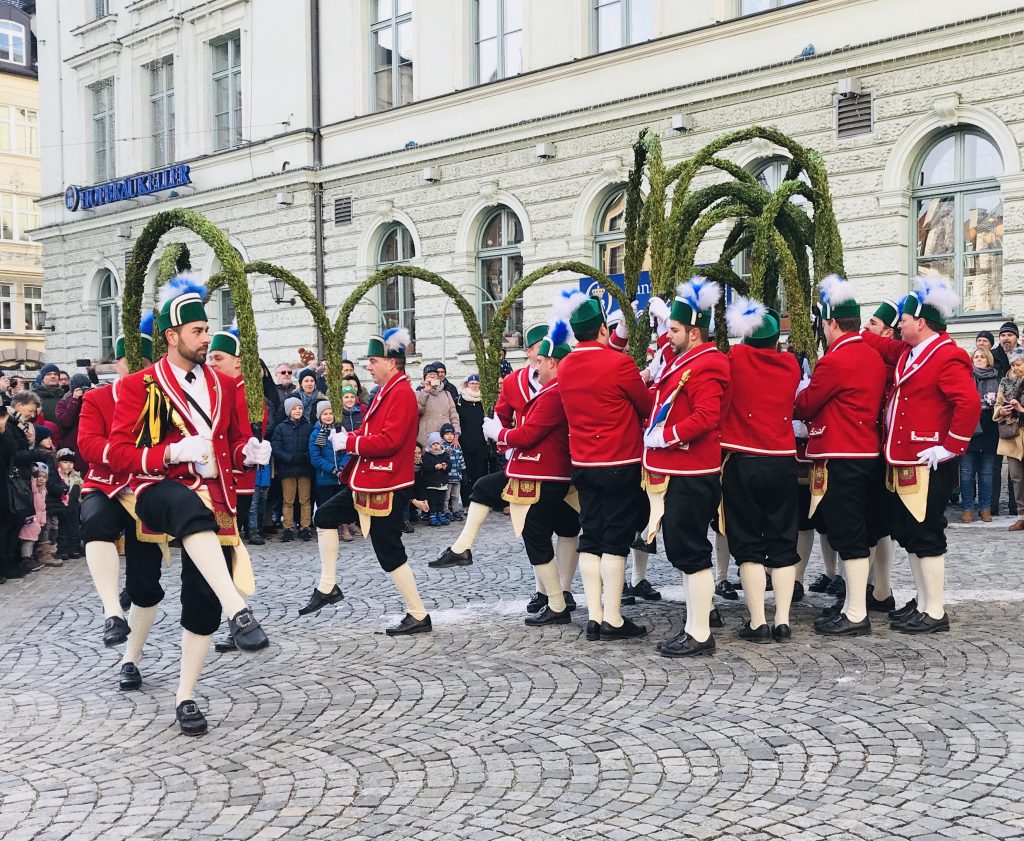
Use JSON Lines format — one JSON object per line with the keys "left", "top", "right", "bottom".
{"left": 235, "top": 610, "right": 254, "bottom": 629}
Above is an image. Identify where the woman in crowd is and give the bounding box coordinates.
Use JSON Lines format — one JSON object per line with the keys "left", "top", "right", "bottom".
{"left": 961, "top": 346, "right": 1000, "bottom": 522}
{"left": 456, "top": 374, "right": 488, "bottom": 507}
{"left": 995, "top": 348, "right": 1024, "bottom": 532}
{"left": 295, "top": 369, "right": 327, "bottom": 423}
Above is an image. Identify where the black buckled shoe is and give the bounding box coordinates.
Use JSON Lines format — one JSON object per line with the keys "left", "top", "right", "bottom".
{"left": 525, "top": 606, "right": 572, "bottom": 626}
{"left": 118, "top": 588, "right": 132, "bottom": 612}
{"left": 103, "top": 616, "right": 130, "bottom": 647}
{"left": 890, "top": 609, "right": 924, "bottom": 631}
{"left": 631, "top": 579, "right": 662, "bottom": 602}
{"left": 620, "top": 585, "right": 637, "bottom": 606}
{"left": 792, "top": 581, "right": 805, "bottom": 603}
{"left": 715, "top": 580, "right": 739, "bottom": 601}
{"left": 298, "top": 584, "right": 344, "bottom": 616}
{"left": 118, "top": 662, "right": 142, "bottom": 691}
{"left": 563, "top": 591, "right": 577, "bottom": 612}
{"left": 808, "top": 573, "right": 832, "bottom": 593}
{"left": 525, "top": 592, "right": 548, "bottom": 614}
{"left": 772, "top": 623, "right": 792, "bottom": 642}
{"left": 709, "top": 608, "right": 725, "bottom": 628}
{"left": 826, "top": 574, "right": 846, "bottom": 597}
{"left": 659, "top": 632, "right": 716, "bottom": 658}
{"left": 385, "top": 613, "right": 432, "bottom": 636}
{"left": 599, "top": 617, "right": 647, "bottom": 639}
{"left": 888, "top": 598, "right": 917, "bottom": 622}
{"left": 214, "top": 634, "right": 237, "bottom": 653}
{"left": 814, "top": 614, "right": 870, "bottom": 636}
{"left": 895, "top": 612, "right": 950, "bottom": 634}
{"left": 429, "top": 547, "right": 473, "bottom": 568}
{"left": 175, "top": 700, "right": 208, "bottom": 736}
{"left": 228, "top": 608, "right": 269, "bottom": 651}
{"left": 820, "top": 599, "right": 843, "bottom": 618}
{"left": 738, "top": 621, "right": 773, "bottom": 644}
{"left": 585, "top": 620, "right": 601, "bottom": 641}
{"left": 866, "top": 588, "right": 896, "bottom": 613}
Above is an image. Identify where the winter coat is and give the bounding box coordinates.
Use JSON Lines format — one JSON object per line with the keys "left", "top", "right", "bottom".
{"left": 444, "top": 443, "right": 466, "bottom": 483}
{"left": 46, "top": 469, "right": 70, "bottom": 516}
{"left": 271, "top": 416, "right": 314, "bottom": 478}
{"left": 55, "top": 393, "right": 88, "bottom": 472}
{"left": 309, "top": 421, "right": 342, "bottom": 487}
{"left": 421, "top": 448, "right": 450, "bottom": 489}
{"left": 969, "top": 366, "right": 1001, "bottom": 453}
{"left": 416, "top": 385, "right": 460, "bottom": 443}
{"left": 1, "top": 417, "right": 49, "bottom": 517}
{"left": 994, "top": 374, "right": 1024, "bottom": 461}
{"left": 18, "top": 481, "right": 46, "bottom": 541}
{"left": 32, "top": 384, "right": 65, "bottom": 424}
{"left": 456, "top": 387, "right": 486, "bottom": 453}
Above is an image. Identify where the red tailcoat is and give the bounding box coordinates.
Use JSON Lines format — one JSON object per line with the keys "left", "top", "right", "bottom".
{"left": 107, "top": 357, "right": 251, "bottom": 513}
{"left": 643, "top": 342, "right": 731, "bottom": 476}
{"left": 558, "top": 341, "right": 652, "bottom": 467}
{"left": 793, "top": 332, "right": 885, "bottom": 460}
{"left": 340, "top": 371, "right": 417, "bottom": 493}
{"left": 494, "top": 366, "right": 534, "bottom": 428}
{"left": 78, "top": 382, "right": 131, "bottom": 498}
{"left": 860, "top": 330, "right": 980, "bottom": 465}
{"left": 496, "top": 378, "right": 572, "bottom": 482}
{"left": 721, "top": 345, "right": 801, "bottom": 456}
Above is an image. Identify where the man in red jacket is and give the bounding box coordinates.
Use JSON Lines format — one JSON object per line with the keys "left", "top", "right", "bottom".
{"left": 559, "top": 292, "right": 652, "bottom": 642}
{"left": 720, "top": 297, "right": 802, "bottom": 644}
{"left": 794, "top": 275, "right": 886, "bottom": 637}
{"left": 108, "top": 280, "right": 271, "bottom": 735}
{"left": 308, "top": 328, "right": 431, "bottom": 636}
{"left": 860, "top": 277, "right": 980, "bottom": 633}
{"left": 643, "top": 278, "right": 730, "bottom": 657}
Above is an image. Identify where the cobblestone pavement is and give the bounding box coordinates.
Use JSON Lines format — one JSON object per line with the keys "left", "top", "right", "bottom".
{"left": 2, "top": 512, "right": 1024, "bottom": 841}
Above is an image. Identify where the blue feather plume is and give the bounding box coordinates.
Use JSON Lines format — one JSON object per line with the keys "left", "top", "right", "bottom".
{"left": 139, "top": 311, "right": 154, "bottom": 336}
{"left": 157, "top": 272, "right": 208, "bottom": 307}
{"left": 549, "top": 320, "right": 569, "bottom": 347}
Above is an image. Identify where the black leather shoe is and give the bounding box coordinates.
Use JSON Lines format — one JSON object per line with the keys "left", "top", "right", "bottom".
{"left": 619, "top": 585, "right": 637, "bottom": 606}
{"left": 585, "top": 620, "right": 601, "bottom": 641}
{"left": 866, "top": 589, "right": 896, "bottom": 613}
{"left": 429, "top": 547, "right": 473, "bottom": 568}
{"left": 738, "top": 621, "right": 772, "bottom": 644}
{"left": 525, "top": 606, "right": 572, "bottom": 626}
{"left": 792, "top": 581, "right": 804, "bottom": 603}
{"left": 773, "top": 623, "right": 792, "bottom": 642}
{"left": 888, "top": 598, "right": 917, "bottom": 621}
{"left": 563, "top": 591, "right": 577, "bottom": 612}
{"left": 385, "top": 613, "right": 432, "bottom": 636}
{"left": 808, "top": 573, "right": 832, "bottom": 593}
{"left": 890, "top": 609, "right": 924, "bottom": 630}
{"left": 248, "top": 531, "right": 265, "bottom": 546}
{"left": 298, "top": 585, "right": 344, "bottom": 616}
{"left": 826, "top": 575, "right": 846, "bottom": 597}
{"left": 525, "top": 592, "right": 548, "bottom": 614}
{"left": 715, "top": 580, "right": 739, "bottom": 600}
{"left": 228, "top": 608, "right": 269, "bottom": 651}
{"left": 103, "top": 616, "right": 130, "bottom": 647}
{"left": 709, "top": 608, "right": 725, "bottom": 628}
{"left": 895, "top": 612, "right": 950, "bottom": 634}
{"left": 814, "top": 614, "right": 870, "bottom": 636}
{"left": 118, "top": 588, "right": 132, "bottom": 612}
{"left": 599, "top": 617, "right": 647, "bottom": 639}
{"left": 659, "top": 632, "right": 716, "bottom": 658}
{"left": 118, "top": 662, "right": 142, "bottom": 691}
{"left": 820, "top": 599, "right": 843, "bottom": 618}
{"left": 214, "top": 634, "right": 237, "bottom": 653}
{"left": 176, "top": 700, "right": 208, "bottom": 736}
{"left": 631, "top": 579, "right": 662, "bottom": 601}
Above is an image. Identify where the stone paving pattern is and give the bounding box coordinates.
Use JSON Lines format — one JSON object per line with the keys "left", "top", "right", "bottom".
{"left": 2, "top": 513, "right": 1023, "bottom": 841}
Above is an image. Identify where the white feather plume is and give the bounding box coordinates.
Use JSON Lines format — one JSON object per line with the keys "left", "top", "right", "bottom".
{"left": 157, "top": 272, "right": 207, "bottom": 308}
{"left": 725, "top": 295, "right": 767, "bottom": 338}
{"left": 383, "top": 327, "right": 411, "bottom": 351}
{"left": 912, "top": 274, "right": 959, "bottom": 318}
{"left": 551, "top": 288, "right": 590, "bottom": 326}
{"left": 675, "top": 276, "right": 722, "bottom": 312}
{"left": 818, "top": 273, "right": 855, "bottom": 306}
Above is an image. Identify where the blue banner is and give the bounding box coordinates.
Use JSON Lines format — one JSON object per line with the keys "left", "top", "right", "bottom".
{"left": 578, "top": 271, "right": 651, "bottom": 317}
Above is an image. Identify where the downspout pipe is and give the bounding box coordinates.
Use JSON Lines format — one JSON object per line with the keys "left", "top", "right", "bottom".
{"left": 311, "top": 0, "right": 326, "bottom": 358}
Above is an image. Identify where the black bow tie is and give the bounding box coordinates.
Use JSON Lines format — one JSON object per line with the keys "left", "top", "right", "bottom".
{"left": 185, "top": 371, "right": 195, "bottom": 384}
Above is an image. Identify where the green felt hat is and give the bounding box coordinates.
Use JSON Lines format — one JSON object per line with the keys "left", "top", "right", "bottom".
{"left": 209, "top": 330, "right": 240, "bottom": 356}
{"left": 899, "top": 276, "right": 959, "bottom": 328}
{"left": 745, "top": 307, "right": 782, "bottom": 349}
{"left": 537, "top": 337, "right": 571, "bottom": 359}
{"left": 525, "top": 323, "right": 549, "bottom": 348}
{"left": 114, "top": 333, "right": 153, "bottom": 361}
{"left": 568, "top": 298, "right": 606, "bottom": 336}
{"left": 367, "top": 327, "right": 410, "bottom": 359}
{"left": 671, "top": 277, "right": 721, "bottom": 330}
{"left": 872, "top": 300, "right": 900, "bottom": 329}
{"left": 817, "top": 274, "right": 859, "bottom": 321}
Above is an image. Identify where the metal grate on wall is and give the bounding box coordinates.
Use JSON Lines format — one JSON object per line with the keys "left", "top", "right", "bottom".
{"left": 836, "top": 92, "right": 873, "bottom": 138}
{"left": 334, "top": 196, "right": 353, "bottom": 226}
{"left": 124, "top": 251, "right": 133, "bottom": 270}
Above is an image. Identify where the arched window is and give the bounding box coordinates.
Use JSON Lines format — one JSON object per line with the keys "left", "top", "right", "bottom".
{"left": 209, "top": 247, "right": 245, "bottom": 329}
{"left": 97, "top": 269, "right": 119, "bottom": 361}
{"left": 594, "top": 189, "right": 627, "bottom": 276}
{"left": 912, "top": 129, "right": 1003, "bottom": 315}
{"left": 478, "top": 205, "right": 523, "bottom": 344}
{"left": 377, "top": 222, "right": 416, "bottom": 339}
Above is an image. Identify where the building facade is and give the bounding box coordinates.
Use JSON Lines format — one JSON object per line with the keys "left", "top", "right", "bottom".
{"left": 34, "top": 0, "right": 1024, "bottom": 377}
{"left": 0, "top": 0, "right": 41, "bottom": 373}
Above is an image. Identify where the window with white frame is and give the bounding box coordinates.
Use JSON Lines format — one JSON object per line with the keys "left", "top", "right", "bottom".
{"left": 148, "top": 56, "right": 175, "bottom": 167}
{"left": 97, "top": 270, "right": 119, "bottom": 361}
{"left": 474, "top": 0, "right": 523, "bottom": 84}
{"left": 0, "top": 193, "right": 38, "bottom": 241}
{"left": 377, "top": 223, "right": 416, "bottom": 340}
{"left": 95, "top": 0, "right": 110, "bottom": 19}
{"left": 371, "top": 0, "right": 413, "bottom": 112}
{"left": 90, "top": 79, "right": 116, "bottom": 182}
{"left": 0, "top": 21, "right": 26, "bottom": 65}
{"left": 23, "top": 284, "right": 41, "bottom": 332}
{"left": 0, "top": 283, "right": 11, "bottom": 331}
{"left": 736, "top": 0, "right": 805, "bottom": 14}
{"left": 912, "top": 129, "right": 1003, "bottom": 316}
{"left": 209, "top": 247, "right": 245, "bottom": 329}
{"left": 0, "top": 105, "right": 38, "bottom": 155}
{"left": 478, "top": 206, "right": 524, "bottom": 344}
{"left": 594, "top": 0, "right": 653, "bottom": 53}
{"left": 595, "top": 189, "right": 627, "bottom": 275}
{"left": 211, "top": 34, "right": 242, "bottom": 151}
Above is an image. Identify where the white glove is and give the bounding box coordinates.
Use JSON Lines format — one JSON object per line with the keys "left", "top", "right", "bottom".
{"left": 243, "top": 437, "right": 272, "bottom": 466}
{"left": 168, "top": 435, "right": 210, "bottom": 465}
{"left": 613, "top": 315, "right": 629, "bottom": 341}
{"left": 329, "top": 428, "right": 349, "bottom": 452}
{"left": 481, "top": 416, "right": 504, "bottom": 441}
{"left": 646, "top": 347, "right": 667, "bottom": 383}
{"left": 916, "top": 445, "right": 956, "bottom": 470}
{"left": 796, "top": 375, "right": 811, "bottom": 395}
{"left": 648, "top": 297, "right": 670, "bottom": 335}
{"left": 792, "top": 420, "right": 809, "bottom": 439}
{"left": 644, "top": 426, "right": 669, "bottom": 449}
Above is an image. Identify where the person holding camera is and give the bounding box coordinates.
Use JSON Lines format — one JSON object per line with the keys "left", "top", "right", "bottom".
{"left": 416, "top": 367, "right": 459, "bottom": 445}
{"left": 995, "top": 348, "right": 1024, "bottom": 532}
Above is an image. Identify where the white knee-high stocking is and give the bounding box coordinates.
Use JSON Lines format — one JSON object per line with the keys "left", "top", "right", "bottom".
{"left": 631, "top": 549, "right": 649, "bottom": 586}
{"left": 121, "top": 604, "right": 158, "bottom": 667}
{"left": 176, "top": 630, "right": 212, "bottom": 705}
{"left": 820, "top": 534, "right": 837, "bottom": 578}
{"left": 771, "top": 565, "right": 796, "bottom": 627}
{"left": 535, "top": 561, "right": 565, "bottom": 612}
{"left": 714, "top": 532, "right": 730, "bottom": 583}
{"left": 555, "top": 535, "right": 578, "bottom": 592}
{"left": 451, "top": 502, "right": 490, "bottom": 554}
{"left": 181, "top": 533, "right": 246, "bottom": 618}
{"left": 869, "top": 537, "right": 893, "bottom": 600}
{"left": 739, "top": 563, "right": 767, "bottom": 628}
{"left": 316, "top": 527, "right": 340, "bottom": 595}
{"left": 685, "top": 568, "right": 715, "bottom": 643}
{"left": 85, "top": 541, "right": 124, "bottom": 619}
{"left": 909, "top": 553, "right": 924, "bottom": 603}
{"left": 389, "top": 563, "right": 428, "bottom": 620}
{"left": 600, "top": 554, "right": 627, "bottom": 627}
{"left": 578, "top": 552, "right": 603, "bottom": 623}
{"left": 534, "top": 568, "right": 545, "bottom": 596}
{"left": 919, "top": 555, "right": 945, "bottom": 619}
{"left": 795, "top": 530, "right": 815, "bottom": 584}
{"left": 842, "top": 557, "right": 870, "bottom": 623}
